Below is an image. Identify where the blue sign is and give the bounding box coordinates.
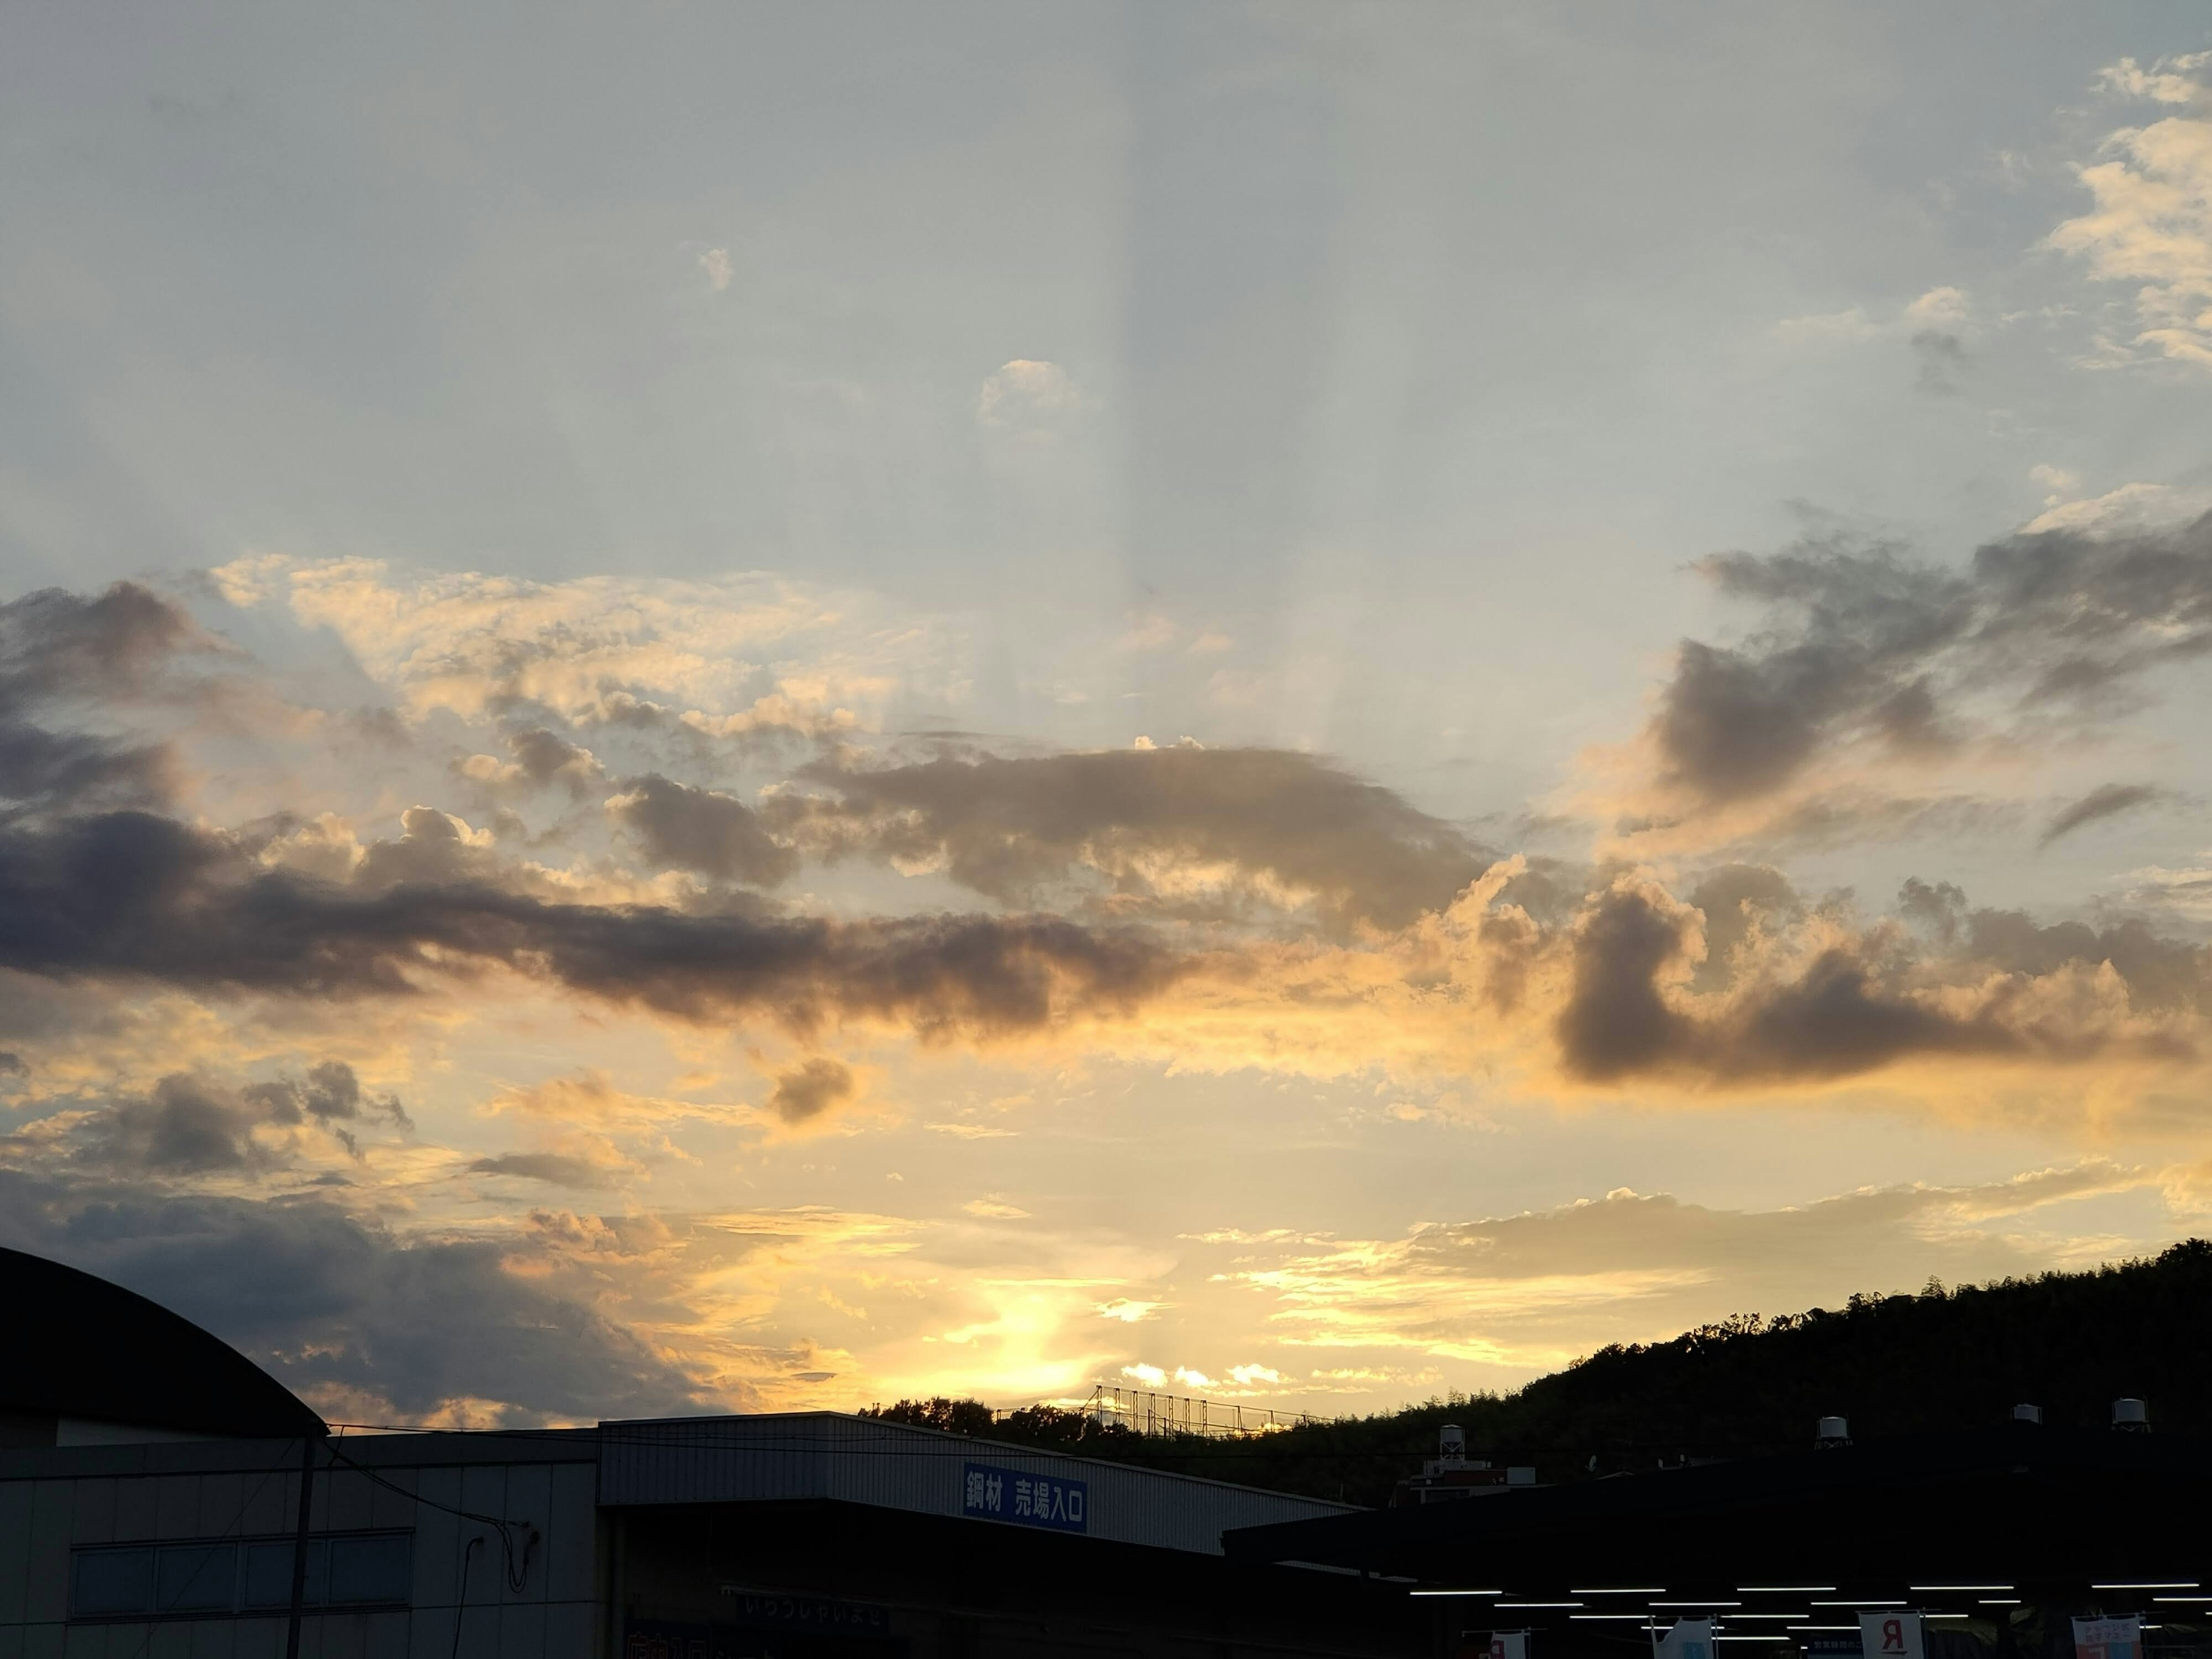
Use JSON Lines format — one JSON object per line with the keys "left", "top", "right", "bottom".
{"left": 961, "top": 1460, "right": 1088, "bottom": 1533}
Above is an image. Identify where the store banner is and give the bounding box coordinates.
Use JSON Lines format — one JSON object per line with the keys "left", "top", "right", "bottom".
{"left": 1487, "top": 1633, "right": 1529, "bottom": 1659}
{"left": 1861, "top": 1612, "right": 1925, "bottom": 1659}
{"left": 2074, "top": 1616, "right": 2143, "bottom": 1659}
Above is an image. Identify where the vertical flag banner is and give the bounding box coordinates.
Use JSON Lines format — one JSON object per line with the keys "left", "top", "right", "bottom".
{"left": 1490, "top": 1634, "right": 1530, "bottom": 1659}
{"left": 1655, "top": 1618, "right": 1714, "bottom": 1659}
{"left": 2074, "top": 1618, "right": 2143, "bottom": 1659}
{"left": 1861, "top": 1612, "right": 1925, "bottom": 1659}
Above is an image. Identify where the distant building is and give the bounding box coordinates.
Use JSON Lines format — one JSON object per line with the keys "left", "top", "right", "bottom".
{"left": 0, "top": 1248, "right": 1426, "bottom": 1657}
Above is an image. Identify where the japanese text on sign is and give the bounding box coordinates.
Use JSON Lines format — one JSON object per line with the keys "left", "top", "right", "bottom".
{"left": 961, "top": 1461, "right": 1089, "bottom": 1533}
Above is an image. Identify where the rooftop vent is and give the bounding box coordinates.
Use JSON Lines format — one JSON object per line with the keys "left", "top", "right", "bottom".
{"left": 2113, "top": 1397, "right": 2149, "bottom": 1433}
{"left": 2012, "top": 1403, "right": 2043, "bottom": 1424}
{"left": 1815, "top": 1415, "right": 1851, "bottom": 1448}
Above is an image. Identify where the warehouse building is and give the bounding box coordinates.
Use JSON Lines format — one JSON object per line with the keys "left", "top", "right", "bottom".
{"left": 0, "top": 1248, "right": 1428, "bottom": 1658}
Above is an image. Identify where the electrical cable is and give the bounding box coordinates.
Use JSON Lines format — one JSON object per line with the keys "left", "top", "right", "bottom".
{"left": 323, "top": 1440, "right": 539, "bottom": 1593}
{"left": 449, "top": 1534, "right": 482, "bottom": 1659}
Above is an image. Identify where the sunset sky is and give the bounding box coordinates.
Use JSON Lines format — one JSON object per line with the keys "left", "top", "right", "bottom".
{"left": 5, "top": 3, "right": 2212, "bottom": 1429}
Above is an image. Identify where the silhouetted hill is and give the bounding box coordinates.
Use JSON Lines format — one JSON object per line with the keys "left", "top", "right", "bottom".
{"left": 865, "top": 1240, "right": 2212, "bottom": 1506}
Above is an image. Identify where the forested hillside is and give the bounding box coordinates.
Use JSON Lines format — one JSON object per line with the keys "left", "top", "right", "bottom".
{"left": 863, "top": 1240, "right": 2212, "bottom": 1506}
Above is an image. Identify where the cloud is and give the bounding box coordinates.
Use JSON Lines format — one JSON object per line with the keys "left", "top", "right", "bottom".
{"left": 771, "top": 745, "right": 1494, "bottom": 931}
{"left": 1911, "top": 329, "right": 1969, "bottom": 394}
{"left": 454, "top": 728, "right": 606, "bottom": 799}
{"left": 17, "top": 1063, "right": 411, "bottom": 1175}
{"left": 0, "top": 1171, "right": 711, "bottom": 1425}
{"left": 0, "top": 809, "right": 1189, "bottom": 1041}
{"left": 977, "top": 360, "right": 1081, "bottom": 427}
{"left": 1905, "top": 286, "right": 1971, "bottom": 325}
{"left": 699, "top": 247, "right": 733, "bottom": 291}
{"left": 2040, "top": 782, "right": 2165, "bottom": 847}
{"left": 209, "top": 556, "right": 952, "bottom": 741}
{"left": 767, "top": 1057, "right": 855, "bottom": 1124}
{"left": 1638, "top": 512, "right": 2212, "bottom": 817}
{"left": 0, "top": 582, "right": 207, "bottom": 815}
{"left": 2050, "top": 54, "right": 2212, "bottom": 369}
{"left": 1551, "top": 875, "right": 2193, "bottom": 1086}
{"left": 605, "top": 773, "right": 798, "bottom": 885}
{"left": 465, "top": 1152, "right": 615, "bottom": 1188}
{"left": 1210, "top": 1166, "right": 2157, "bottom": 1370}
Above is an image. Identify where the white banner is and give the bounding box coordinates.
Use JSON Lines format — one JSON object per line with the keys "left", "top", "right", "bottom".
{"left": 1861, "top": 1612, "right": 1925, "bottom": 1659}
{"left": 1487, "top": 1635, "right": 1529, "bottom": 1659}
{"left": 1654, "top": 1618, "right": 1713, "bottom": 1659}
{"left": 2074, "top": 1617, "right": 2143, "bottom": 1659}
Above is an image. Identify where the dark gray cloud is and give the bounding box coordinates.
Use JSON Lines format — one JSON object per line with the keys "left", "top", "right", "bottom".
{"left": 2040, "top": 783, "right": 2164, "bottom": 847}
{"left": 0, "top": 1171, "right": 709, "bottom": 1424}
{"left": 606, "top": 772, "right": 798, "bottom": 885}
{"left": 1651, "top": 512, "right": 2212, "bottom": 808}
{"left": 769, "top": 745, "right": 1493, "bottom": 931}
{"left": 78, "top": 1074, "right": 277, "bottom": 1175}
{"left": 1910, "top": 329, "right": 1968, "bottom": 395}
{"left": 1553, "top": 878, "right": 2203, "bottom": 1085}
{"left": 0, "top": 583, "right": 204, "bottom": 815}
{"left": 0, "top": 809, "right": 1187, "bottom": 1040}
{"left": 42, "top": 1063, "right": 412, "bottom": 1173}
{"left": 465, "top": 1152, "right": 610, "bottom": 1187}
{"left": 767, "top": 1057, "right": 855, "bottom": 1124}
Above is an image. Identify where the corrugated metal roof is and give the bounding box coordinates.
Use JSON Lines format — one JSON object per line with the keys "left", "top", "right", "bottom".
{"left": 597, "top": 1411, "right": 1358, "bottom": 1555}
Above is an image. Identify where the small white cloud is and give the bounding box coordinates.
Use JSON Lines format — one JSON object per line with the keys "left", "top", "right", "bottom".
{"left": 1121, "top": 1362, "right": 1167, "bottom": 1386}
{"left": 1906, "top": 285, "right": 1971, "bottom": 325}
{"left": 699, "top": 248, "right": 733, "bottom": 291}
{"left": 1228, "top": 1363, "right": 1283, "bottom": 1385}
{"left": 1095, "top": 1298, "right": 1162, "bottom": 1323}
{"left": 2024, "top": 479, "right": 2212, "bottom": 534}
{"left": 1131, "top": 735, "right": 1157, "bottom": 751}
{"left": 2050, "top": 56, "right": 2212, "bottom": 369}
{"left": 1116, "top": 613, "right": 1176, "bottom": 653}
{"left": 2097, "top": 51, "right": 2212, "bottom": 105}
{"left": 2029, "top": 463, "right": 2081, "bottom": 498}
{"left": 978, "top": 359, "right": 1082, "bottom": 427}
{"left": 1185, "top": 630, "right": 1233, "bottom": 657}
{"left": 1171, "top": 1366, "right": 1215, "bottom": 1390}
{"left": 961, "top": 1195, "right": 1031, "bottom": 1219}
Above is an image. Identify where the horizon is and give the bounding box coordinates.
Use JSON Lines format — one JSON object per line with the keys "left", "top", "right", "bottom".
{"left": 5, "top": 3, "right": 2212, "bottom": 1431}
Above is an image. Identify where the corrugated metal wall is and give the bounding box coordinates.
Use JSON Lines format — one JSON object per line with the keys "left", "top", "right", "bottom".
{"left": 597, "top": 1412, "right": 1355, "bottom": 1555}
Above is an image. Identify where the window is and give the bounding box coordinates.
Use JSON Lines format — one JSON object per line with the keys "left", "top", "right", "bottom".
{"left": 156, "top": 1544, "right": 236, "bottom": 1612}
{"left": 70, "top": 1533, "right": 414, "bottom": 1620}
{"left": 73, "top": 1548, "right": 153, "bottom": 1616}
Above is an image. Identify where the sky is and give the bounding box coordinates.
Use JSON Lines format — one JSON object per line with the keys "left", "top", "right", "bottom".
{"left": 4, "top": 2, "right": 2212, "bottom": 1430}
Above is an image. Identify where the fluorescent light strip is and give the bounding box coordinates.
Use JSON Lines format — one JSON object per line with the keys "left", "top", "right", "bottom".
{"left": 1572, "top": 1614, "right": 1655, "bottom": 1621}
{"left": 1815, "top": 1601, "right": 1906, "bottom": 1607}
{"left": 1731, "top": 1615, "right": 1809, "bottom": 1622}
{"left": 2099, "top": 1584, "right": 2199, "bottom": 1592}
{"left": 1910, "top": 1586, "right": 2012, "bottom": 1593}
{"left": 1575, "top": 1589, "right": 1669, "bottom": 1596}
{"left": 1498, "top": 1602, "right": 1585, "bottom": 1609}
{"left": 1741, "top": 1586, "right": 1836, "bottom": 1594}
{"left": 1927, "top": 1615, "right": 1970, "bottom": 1620}
{"left": 1715, "top": 1637, "right": 1790, "bottom": 1643}
{"left": 1410, "top": 1590, "right": 1504, "bottom": 1598}
{"left": 1656, "top": 1601, "right": 1743, "bottom": 1608}
{"left": 1979, "top": 1600, "right": 2021, "bottom": 1607}
{"left": 2151, "top": 1597, "right": 2212, "bottom": 1604}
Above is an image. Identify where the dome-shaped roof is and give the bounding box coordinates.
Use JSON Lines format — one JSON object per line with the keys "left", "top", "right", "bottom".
{"left": 0, "top": 1247, "right": 324, "bottom": 1440}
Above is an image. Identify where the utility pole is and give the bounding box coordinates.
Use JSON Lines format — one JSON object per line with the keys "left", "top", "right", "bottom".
{"left": 285, "top": 1431, "right": 323, "bottom": 1659}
